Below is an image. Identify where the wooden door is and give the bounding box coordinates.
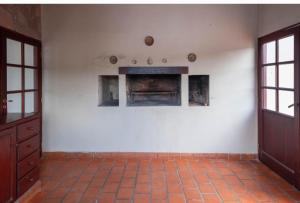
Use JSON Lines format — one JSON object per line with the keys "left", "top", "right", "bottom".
{"left": 0, "top": 127, "right": 16, "bottom": 203}
{"left": 258, "top": 25, "right": 300, "bottom": 187}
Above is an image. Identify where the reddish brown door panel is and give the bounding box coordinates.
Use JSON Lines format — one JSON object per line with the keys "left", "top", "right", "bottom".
{"left": 260, "top": 150, "right": 295, "bottom": 185}
{"left": 17, "top": 135, "right": 40, "bottom": 161}
{"left": 17, "top": 150, "right": 39, "bottom": 179}
{"left": 0, "top": 128, "right": 16, "bottom": 203}
{"left": 17, "top": 119, "right": 40, "bottom": 143}
{"left": 262, "top": 111, "right": 298, "bottom": 170}
{"left": 17, "top": 167, "right": 39, "bottom": 197}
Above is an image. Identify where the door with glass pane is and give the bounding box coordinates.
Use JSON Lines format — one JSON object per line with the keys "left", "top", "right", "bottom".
{"left": 4, "top": 36, "right": 40, "bottom": 116}
{"left": 258, "top": 26, "right": 300, "bottom": 187}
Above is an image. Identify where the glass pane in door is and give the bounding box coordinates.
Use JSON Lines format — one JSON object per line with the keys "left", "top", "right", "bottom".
{"left": 25, "top": 91, "right": 36, "bottom": 113}
{"left": 25, "top": 44, "right": 37, "bottom": 66}
{"left": 25, "top": 68, "right": 36, "bottom": 90}
{"left": 279, "top": 90, "right": 294, "bottom": 116}
{"left": 7, "top": 67, "right": 22, "bottom": 91}
{"left": 279, "top": 64, "right": 294, "bottom": 88}
{"left": 279, "top": 35, "right": 294, "bottom": 62}
{"left": 7, "top": 93, "right": 22, "bottom": 113}
{"left": 6, "top": 39, "right": 22, "bottom": 65}
{"left": 263, "top": 89, "right": 276, "bottom": 111}
{"left": 262, "top": 41, "right": 276, "bottom": 64}
{"left": 263, "top": 65, "right": 276, "bottom": 87}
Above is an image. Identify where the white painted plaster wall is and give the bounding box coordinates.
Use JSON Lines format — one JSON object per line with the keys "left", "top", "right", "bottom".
{"left": 41, "top": 5, "right": 258, "bottom": 153}
{"left": 258, "top": 5, "right": 300, "bottom": 37}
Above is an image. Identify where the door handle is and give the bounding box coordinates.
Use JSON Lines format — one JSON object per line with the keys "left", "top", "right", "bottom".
{"left": 288, "top": 103, "right": 299, "bottom": 108}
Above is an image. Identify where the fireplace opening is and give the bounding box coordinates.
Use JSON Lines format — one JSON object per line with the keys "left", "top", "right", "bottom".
{"left": 189, "top": 75, "right": 209, "bottom": 106}
{"left": 126, "top": 74, "right": 181, "bottom": 106}
{"left": 98, "top": 75, "right": 119, "bottom": 106}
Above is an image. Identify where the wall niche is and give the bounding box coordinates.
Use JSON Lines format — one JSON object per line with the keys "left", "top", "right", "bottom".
{"left": 98, "top": 75, "right": 119, "bottom": 106}
{"left": 189, "top": 75, "right": 209, "bottom": 106}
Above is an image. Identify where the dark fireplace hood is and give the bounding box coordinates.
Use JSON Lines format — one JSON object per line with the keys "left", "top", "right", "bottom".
{"left": 119, "top": 66, "right": 188, "bottom": 75}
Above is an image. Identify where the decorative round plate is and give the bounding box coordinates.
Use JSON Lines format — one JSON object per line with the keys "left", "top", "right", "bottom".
{"left": 109, "top": 55, "right": 118, "bottom": 64}
{"left": 131, "top": 59, "right": 137, "bottom": 64}
{"left": 187, "top": 53, "right": 197, "bottom": 62}
{"left": 145, "top": 36, "right": 154, "bottom": 46}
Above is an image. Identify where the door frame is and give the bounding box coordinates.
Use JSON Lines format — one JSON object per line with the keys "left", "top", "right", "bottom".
{"left": 258, "top": 23, "right": 300, "bottom": 188}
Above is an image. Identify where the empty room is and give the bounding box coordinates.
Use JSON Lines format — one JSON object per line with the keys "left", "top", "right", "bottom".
{"left": 1, "top": 2, "right": 300, "bottom": 203}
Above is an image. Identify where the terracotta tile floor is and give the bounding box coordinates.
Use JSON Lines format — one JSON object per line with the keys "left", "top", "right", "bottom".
{"left": 30, "top": 157, "right": 300, "bottom": 203}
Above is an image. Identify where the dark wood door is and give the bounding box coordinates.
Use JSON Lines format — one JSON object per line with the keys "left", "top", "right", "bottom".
{"left": 0, "top": 127, "right": 16, "bottom": 203}
{"left": 258, "top": 25, "right": 300, "bottom": 187}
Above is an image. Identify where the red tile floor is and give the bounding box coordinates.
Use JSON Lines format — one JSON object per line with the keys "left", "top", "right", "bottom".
{"left": 30, "top": 157, "right": 300, "bottom": 203}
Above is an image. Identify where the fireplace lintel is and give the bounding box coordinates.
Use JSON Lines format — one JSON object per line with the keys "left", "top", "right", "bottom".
{"left": 119, "top": 66, "right": 188, "bottom": 75}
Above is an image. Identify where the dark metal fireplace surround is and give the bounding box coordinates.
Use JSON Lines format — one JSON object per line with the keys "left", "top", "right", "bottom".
{"left": 119, "top": 67, "right": 188, "bottom": 106}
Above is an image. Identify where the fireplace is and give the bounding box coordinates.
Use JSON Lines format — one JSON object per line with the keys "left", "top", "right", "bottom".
{"left": 119, "top": 66, "right": 187, "bottom": 106}
{"left": 126, "top": 74, "right": 181, "bottom": 106}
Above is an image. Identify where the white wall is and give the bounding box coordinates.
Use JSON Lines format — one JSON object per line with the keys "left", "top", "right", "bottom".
{"left": 258, "top": 5, "right": 300, "bottom": 37}
{"left": 41, "top": 5, "right": 258, "bottom": 153}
